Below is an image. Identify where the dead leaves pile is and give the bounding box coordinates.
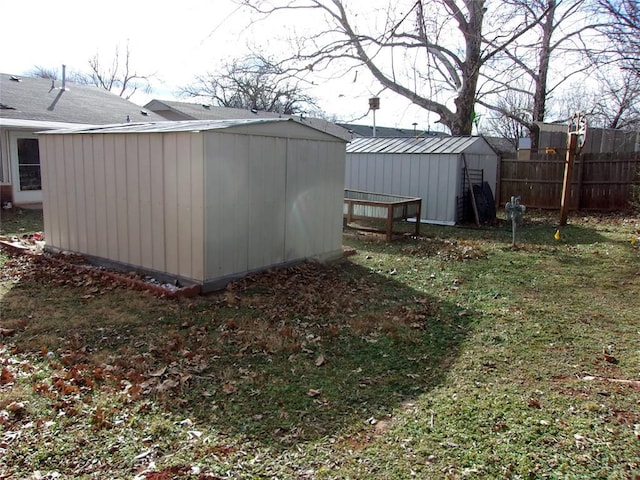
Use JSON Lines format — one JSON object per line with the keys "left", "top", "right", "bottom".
{"left": 0, "top": 252, "right": 129, "bottom": 293}
{"left": 227, "top": 261, "right": 378, "bottom": 322}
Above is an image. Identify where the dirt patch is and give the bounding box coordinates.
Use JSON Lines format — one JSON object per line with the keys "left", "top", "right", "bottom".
{"left": 402, "top": 238, "right": 487, "bottom": 261}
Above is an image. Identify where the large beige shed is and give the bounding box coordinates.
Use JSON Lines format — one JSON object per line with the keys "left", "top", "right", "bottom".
{"left": 39, "top": 118, "right": 347, "bottom": 291}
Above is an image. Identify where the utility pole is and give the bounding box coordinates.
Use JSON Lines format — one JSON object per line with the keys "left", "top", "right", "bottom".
{"left": 369, "top": 97, "right": 380, "bottom": 138}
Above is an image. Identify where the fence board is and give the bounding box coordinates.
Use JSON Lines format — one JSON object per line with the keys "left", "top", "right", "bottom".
{"left": 499, "top": 152, "right": 639, "bottom": 210}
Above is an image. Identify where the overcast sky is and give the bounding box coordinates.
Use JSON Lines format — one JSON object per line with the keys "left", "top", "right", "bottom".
{"left": 2, "top": 0, "right": 434, "bottom": 130}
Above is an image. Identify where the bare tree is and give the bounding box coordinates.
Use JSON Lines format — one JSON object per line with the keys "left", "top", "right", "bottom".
{"left": 478, "top": 0, "right": 605, "bottom": 147}
{"left": 181, "top": 55, "right": 318, "bottom": 115}
{"left": 87, "top": 43, "right": 153, "bottom": 99}
{"left": 26, "top": 65, "right": 91, "bottom": 84}
{"left": 549, "top": 67, "right": 640, "bottom": 131}
{"left": 26, "top": 44, "right": 153, "bottom": 99}
{"left": 241, "top": 0, "right": 547, "bottom": 135}
{"left": 485, "top": 91, "right": 532, "bottom": 148}
{"left": 598, "top": 0, "right": 640, "bottom": 75}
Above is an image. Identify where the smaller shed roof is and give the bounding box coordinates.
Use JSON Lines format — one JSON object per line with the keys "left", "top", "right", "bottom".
{"left": 347, "top": 136, "right": 491, "bottom": 154}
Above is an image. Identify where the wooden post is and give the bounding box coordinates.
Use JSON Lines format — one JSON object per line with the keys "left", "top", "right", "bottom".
{"left": 463, "top": 154, "right": 480, "bottom": 226}
{"left": 559, "top": 133, "right": 577, "bottom": 226}
{"left": 386, "top": 205, "right": 393, "bottom": 242}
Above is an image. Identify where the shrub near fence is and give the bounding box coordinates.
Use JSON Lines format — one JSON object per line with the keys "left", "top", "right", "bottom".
{"left": 499, "top": 152, "right": 640, "bottom": 211}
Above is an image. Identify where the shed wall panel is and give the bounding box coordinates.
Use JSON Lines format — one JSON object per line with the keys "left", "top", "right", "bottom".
{"left": 126, "top": 135, "right": 142, "bottom": 267}
{"left": 176, "top": 133, "right": 193, "bottom": 278}
{"left": 73, "top": 137, "right": 87, "bottom": 254}
{"left": 189, "top": 134, "right": 205, "bottom": 281}
{"left": 92, "top": 136, "right": 108, "bottom": 258}
{"left": 137, "top": 135, "right": 153, "bottom": 269}
{"left": 247, "top": 135, "right": 286, "bottom": 270}
{"left": 40, "top": 137, "right": 55, "bottom": 248}
{"left": 64, "top": 135, "right": 79, "bottom": 253}
{"left": 149, "top": 135, "right": 166, "bottom": 273}
{"left": 103, "top": 135, "right": 119, "bottom": 260}
{"left": 82, "top": 136, "right": 97, "bottom": 256}
{"left": 114, "top": 135, "right": 129, "bottom": 263}
{"left": 163, "top": 133, "right": 179, "bottom": 275}
{"left": 284, "top": 139, "right": 344, "bottom": 261}
{"left": 204, "top": 133, "right": 250, "bottom": 279}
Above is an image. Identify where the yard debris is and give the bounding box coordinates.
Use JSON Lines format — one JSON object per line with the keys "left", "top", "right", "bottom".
{"left": 580, "top": 374, "right": 640, "bottom": 389}
{"left": 0, "top": 247, "right": 200, "bottom": 298}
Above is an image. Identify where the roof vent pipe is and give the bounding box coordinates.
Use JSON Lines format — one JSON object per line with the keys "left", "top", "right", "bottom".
{"left": 61, "top": 64, "right": 67, "bottom": 91}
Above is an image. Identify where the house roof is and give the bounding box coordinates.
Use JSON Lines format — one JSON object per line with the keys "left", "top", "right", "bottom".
{"left": 144, "top": 99, "right": 283, "bottom": 121}
{"left": 0, "top": 73, "right": 165, "bottom": 125}
{"left": 40, "top": 118, "right": 349, "bottom": 142}
{"left": 144, "top": 99, "right": 352, "bottom": 140}
{"left": 346, "top": 136, "right": 493, "bottom": 154}
{"left": 336, "top": 123, "right": 446, "bottom": 138}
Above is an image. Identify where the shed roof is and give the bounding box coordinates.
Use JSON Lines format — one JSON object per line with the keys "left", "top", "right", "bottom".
{"left": 40, "top": 118, "right": 348, "bottom": 141}
{"left": 346, "top": 136, "right": 492, "bottom": 154}
{"left": 145, "top": 99, "right": 352, "bottom": 140}
{"left": 0, "top": 72, "right": 165, "bottom": 124}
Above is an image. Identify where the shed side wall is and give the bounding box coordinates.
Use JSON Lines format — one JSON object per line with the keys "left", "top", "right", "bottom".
{"left": 285, "top": 138, "right": 345, "bottom": 261}
{"left": 345, "top": 152, "right": 459, "bottom": 224}
{"left": 40, "top": 132, "right": 206, "bottom": 282}
{"left": 203, "top": 132, "right": 345, "bottom": 283}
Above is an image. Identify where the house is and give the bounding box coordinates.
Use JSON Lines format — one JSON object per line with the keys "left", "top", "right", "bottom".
{"left": 0, "top": 72, "right": 164, "bottom": 206}
{"left": 144, "top": 99, "right": 351, "bottom": 139}
{"left": 345, "top": 136, "right": 499, "bottom": 225}
{"left": 144, "top": 99, "right": 444, "bottom": 140}
{"left": 38, "top": 118, "right": 348, "bottom": 291}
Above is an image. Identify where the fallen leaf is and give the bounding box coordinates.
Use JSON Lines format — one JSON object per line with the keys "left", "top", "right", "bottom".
{"left": 148, "top": 367, "right": 167, "bottom": 377}
{"left": 0, "top": 328, "right": 16, "bottom": 337}
{"left": 307, "top": 389, "right": 322, "bottom": 397}
{"left": 6, "top": 402, "right": 25, "bottom": 413}
{"left": 222, "top": 383, "right": 237, "bottom": 395}
{"left": 528, "top": 398, "right": 542, "bottom": 409}
{"left": 315, "top": 354, "right": 325, "bottom": 367}
{"left": 155, "top": 378, "right": 179, "bottom": 393}
{"left": 134, "top": 449, "right": 153, "bottom": 460}
{"left": 0, "top": 367, "right": 15, "bottom": 385}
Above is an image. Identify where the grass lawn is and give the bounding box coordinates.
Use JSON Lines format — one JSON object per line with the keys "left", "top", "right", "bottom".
{"left": 1, "top": 207, "right": 639, "bottom": 479}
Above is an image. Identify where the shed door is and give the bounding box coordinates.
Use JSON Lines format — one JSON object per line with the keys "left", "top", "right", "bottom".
{"left": 10, "top": 132, "right": 42, "bottom": 205}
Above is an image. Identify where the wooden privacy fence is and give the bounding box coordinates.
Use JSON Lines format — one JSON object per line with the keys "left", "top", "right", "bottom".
{"left": 498, "top": 152, "right": 640, "bottom": 210}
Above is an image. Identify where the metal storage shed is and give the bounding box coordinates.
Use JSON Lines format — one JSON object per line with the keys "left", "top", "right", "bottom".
{"left": 39, "top": 118, "right": 348, "bottom": 291}
{"left": 345, "top": 136, "right": 499, "bottom": 225}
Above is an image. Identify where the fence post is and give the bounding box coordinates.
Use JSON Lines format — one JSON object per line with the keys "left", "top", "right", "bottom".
{"left": 560, "top": 134, "right": 578, "bottom": 226}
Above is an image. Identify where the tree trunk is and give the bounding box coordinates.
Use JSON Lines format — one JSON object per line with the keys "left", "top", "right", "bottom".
{"left": 530, "top": 0, "right": 556, "bottom": 150}
{"left": 450, "top": 0, "right": 485, "bottom": 135}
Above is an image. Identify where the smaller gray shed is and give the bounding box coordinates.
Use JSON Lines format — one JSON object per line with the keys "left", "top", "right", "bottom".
{"left": 346, "top": 136, "right": 499, "bottom": 225}
{"left": 39, "top": 118, "right": 347, "bottom": 291}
